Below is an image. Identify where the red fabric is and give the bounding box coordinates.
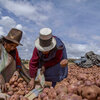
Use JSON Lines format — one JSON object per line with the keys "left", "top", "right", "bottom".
{"left": 44, "top": 49, "right": 63, "bottom": 68}
{"left": 9, "top": 48, "right": 21, "bottom": 68}
{"left": 29, "top": 47, "right": 63, "bottom": 78}
{"left": 15, "top": 48, "right": 21, "bottom": 68}
{"left": 29, "top": 47, "right": 39, "bottom": 78}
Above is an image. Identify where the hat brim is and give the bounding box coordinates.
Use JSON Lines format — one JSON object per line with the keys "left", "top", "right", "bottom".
{"left": 35, "top": 37, "right": 56, "bottom": 52}
{"left": 2, "top": 36, "right": 23, "bottom": 46}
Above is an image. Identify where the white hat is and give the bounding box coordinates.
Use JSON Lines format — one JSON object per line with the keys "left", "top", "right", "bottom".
{"left": 35, "top": 28, "right": 56, "bottom": 52}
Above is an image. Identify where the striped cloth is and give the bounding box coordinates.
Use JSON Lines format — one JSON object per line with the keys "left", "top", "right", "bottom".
{"left": 0, "top": 45, "right": 8, "bottom": 73}
{"left": 25, "top": 68, "right": 45, "bottom": 100}
{"left": 25, "top": 88, "right": 43, "bottom": 100}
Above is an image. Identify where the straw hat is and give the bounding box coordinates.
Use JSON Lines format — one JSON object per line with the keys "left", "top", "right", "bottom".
{"left": 35, "top": 28, "right": 56, "bottom": 51}
{"left": 2, "top": 28, "right": 23, "bottom": 45}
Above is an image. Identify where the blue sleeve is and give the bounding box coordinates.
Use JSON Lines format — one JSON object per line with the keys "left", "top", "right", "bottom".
{"left": 62, "top": 45, "right": 67, "bottom": 59}
{"left": 16, "top": 65, "right": 22, "bottom": 69}
{"left": 55, "top": 36, "right": 67, "bottom": 59}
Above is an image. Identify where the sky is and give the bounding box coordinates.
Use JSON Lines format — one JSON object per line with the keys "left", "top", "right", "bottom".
{"left": 0, "top": 0, "right": 100, "bottom": 60}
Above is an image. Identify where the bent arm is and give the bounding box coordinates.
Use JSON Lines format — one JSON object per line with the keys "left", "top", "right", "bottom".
{"left": 29, "top": 47, "right": 39, "bottom": 78}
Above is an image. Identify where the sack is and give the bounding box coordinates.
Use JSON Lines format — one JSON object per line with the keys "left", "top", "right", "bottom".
{"left": 96, "top": 55, "right": 100, "bottom": 62}
{"left": 0, "top": 45, "right": 16, "bottom": 82}
{"left": 85, "top": 51, "right": 95, "bottom": 59}
{"left": 35, "top": 68, "right": 45, "bottom": 88}
{"left": 74, "top": 57, "right": 86, "bottom": 66}
{"left": 81, "top": 59, "right": 93, "bottom": 68}
{"left": 0, "top": 45, "right": 13, "bottom": 73}
{"left": 0, "top": 45, "right": 8, "bottom": 73}
{"left": 0, "top": 93, "right": 10, "bottom": 100}
{"left": 25, "top": 68, "right": 45, "bottom": 100}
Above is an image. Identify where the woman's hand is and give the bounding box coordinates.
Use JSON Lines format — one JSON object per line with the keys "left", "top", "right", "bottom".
{"left": 0, "top": 74, "right": 6, "bottom": 92}
{"left": 28, "top": 78, "right": 35, "bottom": 90}
{"left": 60, "top": 59, "right": 68, "bottom": 67}
{"left": 41, "top": 66, "right": 45, "bottom": 74}
{"left": 13, "top": 71, "right": 19, "bottom": 77}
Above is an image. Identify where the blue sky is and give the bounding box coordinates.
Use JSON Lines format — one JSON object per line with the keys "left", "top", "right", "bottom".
{"left": 0, "top": 0, "right": 100, "bottom": 59}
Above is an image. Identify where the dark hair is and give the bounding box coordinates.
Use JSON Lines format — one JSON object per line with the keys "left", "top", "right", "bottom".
{"left": 2, "top": 38, "right": 13, "bottom": 44}
{"left": 0, "top": 37, "right": 13, "bottom": 45}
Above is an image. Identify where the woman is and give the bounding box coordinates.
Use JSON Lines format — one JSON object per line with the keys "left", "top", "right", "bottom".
{"left": 29, "top": 28, "right": 68, "bottom": 88}
{"left": 0, "top": 28, "right": 23, "bottom": 92}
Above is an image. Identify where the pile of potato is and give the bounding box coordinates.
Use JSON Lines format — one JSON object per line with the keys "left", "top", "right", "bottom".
{"left": 7, "top": 94, "right": 28, "bottom": 100}
{"left": 5, "top": 73, "right": 31, "bottom": 100}
{"left": 34, "top": 64, "right": 100, "bottom": 100}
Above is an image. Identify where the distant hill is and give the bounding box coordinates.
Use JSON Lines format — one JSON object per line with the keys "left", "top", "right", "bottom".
{"left": 68, "top": 58, "right": 78, "bottom": 63}
{"left": 21, "top": 58, "right": 78, "bottom": 64}
{"left": 21, "top": 59, "right": 29, "bottom": 64}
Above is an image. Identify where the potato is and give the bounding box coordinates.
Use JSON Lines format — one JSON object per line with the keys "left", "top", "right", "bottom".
{"left": 69, "top": 78, "right": 78, "bottom": 84}
{"left": 7, "top": 91, "right": 13, "bottom": 96}
{"left": 43, "top": 96, "right": 49, "bottom": 100}
{"left": 95, "top": 79, "right": 100, "bottom": 87}
{"left": 48, "top": 87, "right": 57, "bottom": 99}
{"left": 60, "top": 80, "right": 69, "bottom": 87}
{"left": 57, "top": 92, "right": 67, "bottom": 100}
{"left": 17, "top": 90, "right": 25, "bottom": 95}
{"left": 97, "top": 97, "right": 100, "bottom": 100}
{"left": 18, "top": 77, "right": 24, "bottom": 83}
{"left": 81, "top": 86, "right": 98, "bottom": 100}
{"left": 42, "top": 88, "right": 50, "bottom": 94}
{"left": 84, "top": 80, "right": 94, "bottom": 86}
{"left": 11, "top": 85, "right": 15, "bottom": 88}
{"left": 9, "top": 76, "right": 18, "bottom": 85}
{"left": 77, "top": 73, "right": 87, "bottom": 81}
{"left": 55, "top": 85, "right": 67, "bottom": 95}
{"left": 75, "top": 81, "right": 83, "bottom": 86}
{"left": 26, "top": 87, "right": 31, "bottom": 91}
{"left": 67, "top": 94, "right": 82, "bottom": 100}
{"left": 25, "top": 90, "right": 29, "bottom": 94}
{"left": 9, "top": 94, "right": 20, "bottom": 100}
{"left": 24, "top": 85, "right": 27, "bottom": 88}
{"left": 33, "top": 98, "right": 38, "bottom": 100}
{"left": 14, "top": 82, "right": 18, "bottom": 87}
{"left": 67, "top": 84, "right": 78, "bottom": 94}
{"left": 40, "top": 92, "right": 47, "bottom": 99}
{"left": 8, "top": 87, "right": 14, "bottom": 92}
{"left": 5, "top": 83, "right": 10, "bottom": 89}
{"left": 77, "top": 85, "right": 84, "bottom": 95}
{"left": 18, "top": 83, "right": 24, "bottom": 88}
{"left": 13, "top": 87, "right": 19, "bottom": 92}
{"left": 22, "top": 81, "right": 27, "bottom": 85}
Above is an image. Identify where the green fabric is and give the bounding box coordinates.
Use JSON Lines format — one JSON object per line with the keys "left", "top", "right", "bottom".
{"left": 0, "top": 45, "right": 8, "bottom": 73}
{"left": 35, "top": 68, "right": 45, "bottom": 87}
{"left": 25, "top": 69, "right": 45, "bottom": 99}
{"left": 25, "top": 88, "right": 43, "bottom": 99}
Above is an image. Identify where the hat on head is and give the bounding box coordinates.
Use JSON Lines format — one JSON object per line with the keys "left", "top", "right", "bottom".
{"left": 35, "top": 28, "right": 56, "bottom": 52}
{"left": 2, "top": 28, "right": 23, "bottom": 46}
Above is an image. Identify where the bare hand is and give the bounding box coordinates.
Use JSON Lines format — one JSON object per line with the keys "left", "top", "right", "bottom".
{"left": 0, "top": 84, "right": 7, "bottom": 92}
{"left": 9, "top": 71, "right": 19, "bottom": 85}
{"left": 41, "top": 66, "right": 45, "bottom": 74}
{"left": 60, "top": 59, "right": 68, "bottom": 67}
{"left": 28, "top": 78, "right": 35, "bottom": 90}
{"left": 0, "top": 74, "right": 6, "bottom": 92}
{"left": 13, "top": 71, "right": 19, "bottom": 77}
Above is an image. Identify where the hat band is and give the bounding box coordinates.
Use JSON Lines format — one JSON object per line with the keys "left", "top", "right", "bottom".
{"left": 39, "top": 37, "right": 52, "bottom": 47}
